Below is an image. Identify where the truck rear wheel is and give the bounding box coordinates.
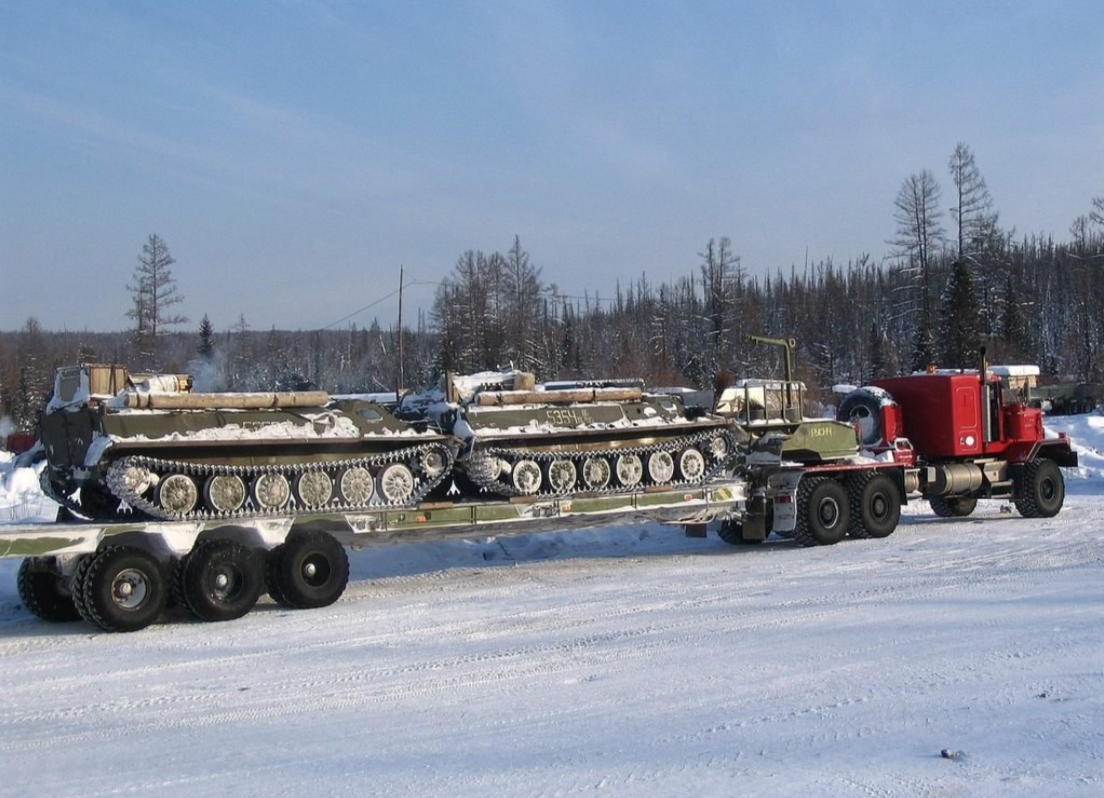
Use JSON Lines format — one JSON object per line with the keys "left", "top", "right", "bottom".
{"left": 177, "top": 539, "right": 264, "bottom": 622}
{"left": 1015, "top": 458, "right": 1065, "bottom": 518}
{"left": 17, "top": 558, "right": 80, "bottom": 623}
{"left": 76, "top": 547, "right": 168, "bottom": 633}
{"left": 848, "top": 471, "right": 900, "bottom": 539}
{"left": 794, "top": 477, "right": 850, "bottom": 547}
{"left": 928, "top": 495, "right": 978, "bottom": 518}
{"left": 266, "top": 531, "right": 349, "bottom": 609}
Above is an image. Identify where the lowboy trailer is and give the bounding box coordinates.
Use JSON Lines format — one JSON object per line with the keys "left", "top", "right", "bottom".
{"left": 2, "top": 479, "right": 745, "bottom": 633}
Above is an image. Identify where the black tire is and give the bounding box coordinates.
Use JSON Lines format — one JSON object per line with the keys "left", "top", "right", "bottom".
{"left": 793, "top": 477, "right": 850, "bottom": 547}
{"left": 717, "top": 520, "right": 762, "bottom": 545}
{"left": 838, "top": 390, "right": 885, "bottom": 446}
{"left": 177, "top": 539, "right": 264, "bottom": 622}
{"left": 17, "top": 558, "right": 81, "bottom": 622}
{"left": 264, "top": 543, "right": 290, "bottom": 606}
{"left": 70, "top": 553, "right": 95, "bottom": 621}
{"left": 266, "top": 531, "right": 349, "bottom": 609}
{"left": 1015, "top": 458, "right": 1065, "bottom": 518}
{"left": 928, "top": 495, "right": 978, "bottom": 518}
{"left": 847, "top": 471, "right": 901, "bottom": 539}
{"left": 76, "top": 547, "right": 168, "bottom": 633}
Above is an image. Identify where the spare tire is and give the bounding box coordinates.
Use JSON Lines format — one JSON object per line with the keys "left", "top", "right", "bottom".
{"left": 838, "top": 388, "right": 893, "bottom": 447}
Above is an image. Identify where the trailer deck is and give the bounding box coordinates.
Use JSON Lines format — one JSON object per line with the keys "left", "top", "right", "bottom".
{"left": 0, "top": 479, "right": 747, "bottom": 560}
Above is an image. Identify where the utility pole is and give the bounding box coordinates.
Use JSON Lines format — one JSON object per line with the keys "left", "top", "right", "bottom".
{"left": 396, "top": 263, "right": 405, "bottom": 397}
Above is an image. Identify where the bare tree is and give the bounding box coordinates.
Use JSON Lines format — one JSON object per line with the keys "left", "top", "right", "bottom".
{"left": 503, "top": 236, "right": 544, "bottom": 373}
{"left": 1090, "top": 192, "right": 1104, "bottom": 228}
{"left": 890, "top": 170, "right": 946, "bottom": 284}
{"left": 14, "top": 317, "right": 50, "bottom": 431}
{"left": 948, "top": 143, "right": 1007, "bottom": 335}
{"left": 889, "top": 170, "right": 945, "bottom": 370}
{"left": 948, "top": 143, "right": 999, "bottom": 257}
{"left": 126, "top": 234, "right": 187, "bottom": 367}
{"left": 698, "top": 237, "right": 741, "bottom": 381}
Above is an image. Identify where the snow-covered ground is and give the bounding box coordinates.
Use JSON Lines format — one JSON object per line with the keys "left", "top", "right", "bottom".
{"left": 1, "top": 414, "right": 1103, "bottom": 797}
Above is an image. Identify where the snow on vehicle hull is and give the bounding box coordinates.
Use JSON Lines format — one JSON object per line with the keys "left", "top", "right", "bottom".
{"left": 38, "top": 365, "right": 455, "bottom": 522}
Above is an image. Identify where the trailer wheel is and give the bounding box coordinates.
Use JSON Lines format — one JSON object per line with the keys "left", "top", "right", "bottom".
{"left": 266, "top": 531, "right": 349, "bottom": 610}
{"left": 794, "top": 477, "right": 849, "bottom": 547}
{"left": 848, "top": 472, "right": 901, "bottom": 539}
{"left": 76, "top": 547, "right": 168, "bottom": 633}
{"left": 177, "top": 540, "right": 263, "bottom": 622}
{"left": 1015, "top": 458, "right": 1065, "bottom": 518}
{"left": 264, "top": 544, "right": 289, "bottom": 606}
{"left": 928, "top": 495, "right": 978, "bottom": 518}
{"left": 70, "top": 554, "right": 95, "bottom": 621}
{"left": 17, "top": 558, "right": 80, "bottom": 623}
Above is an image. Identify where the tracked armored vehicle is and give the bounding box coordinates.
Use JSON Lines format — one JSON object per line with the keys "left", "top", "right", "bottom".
{"left": 714, "top": 336, "right": 860, "bottom": 462}
{"left": 38, "top": 364, "right": 455, "bottom": 521}
{"left": 418, "top": 371, "right": 743, "bottom": 498}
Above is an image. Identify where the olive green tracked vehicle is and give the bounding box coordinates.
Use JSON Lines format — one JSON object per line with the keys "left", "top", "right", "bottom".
{"left": 38, "top": 364, "right": 455, "bottom": 521}
{"left": 418, "top": 371, "right": 744, "bottom": 497}
{"left": 714, "top": 336, "right": 860, "bottom": 462}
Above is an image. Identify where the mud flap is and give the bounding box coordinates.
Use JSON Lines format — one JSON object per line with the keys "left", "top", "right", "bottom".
{"left": 684, "top": 523, "right": 708, "bottom": 538}
{"left": 741, "top": 506, "right": 769, "bottom": 541}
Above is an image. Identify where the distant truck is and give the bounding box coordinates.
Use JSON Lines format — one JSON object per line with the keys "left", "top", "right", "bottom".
{"left": 990, "top": 365, "right": 1101, "bottom": 415}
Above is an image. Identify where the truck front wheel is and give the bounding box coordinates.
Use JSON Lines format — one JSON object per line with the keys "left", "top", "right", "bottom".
{"left": 1015, "top": 458, "right": 1065, "bottom": 518}
{"left": 794, "top": 477, "right": 850, "bottom": 547}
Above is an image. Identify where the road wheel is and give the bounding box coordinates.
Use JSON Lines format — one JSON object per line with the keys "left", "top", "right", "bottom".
{"left": 616, "top": 454, "right": 643, "bottom": 488}
{"left": 378, "top": 463, "right": 416, "bottom": 504}
{"left": 292, "top": 471, "right": 334, "bottom": 509}
{"left": 177, "top": 539, "right": 263, "bottom": 622}
{"left": 76, "top": 547, "right": 168, "bottom": 632}
{"left": 252, "top": 472, "right": 291, "bottom": 511}
{"left": 546, "top": 459, "right": 578, "bottom": 493}
{"left": 1015, "top": 458, "right": 1065, "bottom": 518}
{"left": 848, "top": 471, "right": 901, "bottom": 539}
{"left": 582, "top": 457, "right": 611, "bottom": 490}
{"left": 648, "top": 451, "right": 676, "bottom": 484}
{"left": 337, "top": 466, "right": 374, "bottom": 505}
{"left": 203, "top": 474, "right": 247, "bottom": 514}
{"left": 678, "top": 448, "right": 707, "bottom": 481}
{"left": 928, "top": 495, "right": 978, "bottom": 518}
{"left": 157, "top": 474, "right": 198, "bottom": 515}
{"left": 17, "top": 558, "right": 80, "bottom": 622}
{"left": 510, "top": 459, "right": 543, "bottom": 495}
{"left": 793, "top": 477, "right": 850, "bottom": 547}
{"left": 266, "top": 531, "right": 349, "bottom": 609}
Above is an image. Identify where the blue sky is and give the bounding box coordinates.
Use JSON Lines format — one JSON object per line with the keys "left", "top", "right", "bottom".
{"left": 2, "top": 0, "right": 1102, "bottom": 333}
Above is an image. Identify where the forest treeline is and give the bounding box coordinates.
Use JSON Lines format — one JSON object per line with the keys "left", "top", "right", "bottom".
{"left": 2, "top": 147, "right": 1102, "bottom": 433}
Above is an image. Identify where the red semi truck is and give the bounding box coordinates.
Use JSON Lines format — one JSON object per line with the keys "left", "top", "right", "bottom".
{"left": 725, "top": 365, "right": 1078, "bottom": 547}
